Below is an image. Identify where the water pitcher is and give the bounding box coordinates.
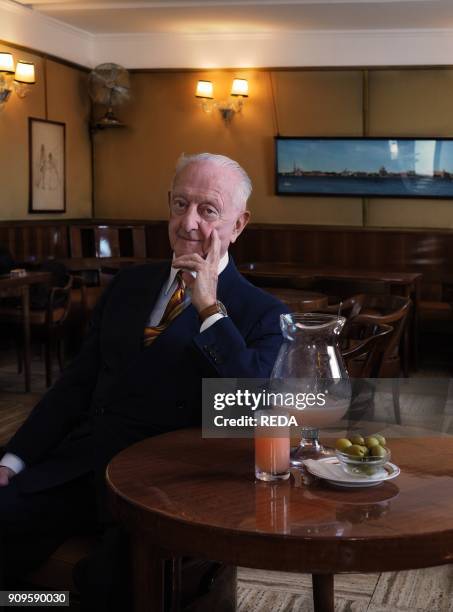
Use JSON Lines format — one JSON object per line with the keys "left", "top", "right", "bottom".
{"left": 270, "top": 313, "right": 351, "bottom": 466}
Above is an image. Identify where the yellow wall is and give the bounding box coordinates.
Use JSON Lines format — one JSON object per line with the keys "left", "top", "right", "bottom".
{"left": 0, "top": 43, "right": 92, "bottom": 220}
{"left": 94, "top": 67, "right": 453, "bottom": 228}
{"left": 3, "top": 52, "right": 453, "bottom": 230}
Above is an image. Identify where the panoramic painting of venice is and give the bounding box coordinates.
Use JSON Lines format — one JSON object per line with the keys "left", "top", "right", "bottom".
{"left": 276, "top": 138, "right": 453, "bottom": 198}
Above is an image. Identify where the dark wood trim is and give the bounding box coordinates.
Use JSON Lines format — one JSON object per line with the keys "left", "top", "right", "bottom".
{"left": 3, "top": 219, "right": 453, "bottom": 235}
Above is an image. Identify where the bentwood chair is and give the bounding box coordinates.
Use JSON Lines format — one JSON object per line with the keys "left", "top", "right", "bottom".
{"left": 340, "top": 321, "right": 393, "bottom": 427}
{"left": 0, "top": 271, "right": 73, "bottom": 388}
{"left": 340, "top": 321, "right": 393, "bottom": 379}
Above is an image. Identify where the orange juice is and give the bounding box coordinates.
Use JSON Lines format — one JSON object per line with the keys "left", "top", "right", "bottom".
{"left": 255, "top": 435, "right": 290, "bottom": 480}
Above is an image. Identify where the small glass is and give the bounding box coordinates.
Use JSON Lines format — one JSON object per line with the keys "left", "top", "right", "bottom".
{"left": 255, "top": 409, "right": 290, "bottom": 482}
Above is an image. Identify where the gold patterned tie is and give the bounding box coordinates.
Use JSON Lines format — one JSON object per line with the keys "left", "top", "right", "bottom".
{"left": 143, "top": 271, "right": 186, "bottom": 347}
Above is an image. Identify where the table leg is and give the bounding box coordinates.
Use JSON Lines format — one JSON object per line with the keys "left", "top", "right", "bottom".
{"left": 21, "top": 286, "right": 31, "bottom": 392}
{"left": 131, "top": 534, "right": 166, "bottom": 612}
{"left": 312, "top": 573, "right": 334, "bottom": 612}
{"left": 169, "top": 557, "right": 182, "bottom": 612}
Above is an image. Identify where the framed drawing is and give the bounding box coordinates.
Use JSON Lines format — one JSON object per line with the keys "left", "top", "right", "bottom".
{"left": 29, "top": 117, "right": 66, "bottom": 213}
{"left": 275, "top": 137, "right": 453, "bottom": 199}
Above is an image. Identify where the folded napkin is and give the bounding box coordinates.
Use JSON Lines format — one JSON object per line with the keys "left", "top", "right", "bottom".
{"left": 303, "top": 459, "right": 387, "bottom": 482}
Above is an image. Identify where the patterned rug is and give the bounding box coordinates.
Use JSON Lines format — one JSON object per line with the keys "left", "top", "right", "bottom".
{"left": 237, "top": 565, "right": 453, "bottom": 611}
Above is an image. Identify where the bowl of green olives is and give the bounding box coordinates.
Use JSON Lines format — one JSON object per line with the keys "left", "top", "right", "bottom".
{"left": 334, "top": 434, "right": 390, "bottom": 477}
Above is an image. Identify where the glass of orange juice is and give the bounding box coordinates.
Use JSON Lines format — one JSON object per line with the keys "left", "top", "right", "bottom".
{"left": 255, "top": 409, "right": 290, "bottom": 482}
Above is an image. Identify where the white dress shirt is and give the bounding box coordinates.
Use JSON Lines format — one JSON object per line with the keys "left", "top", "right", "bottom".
{"left": 0, "top": 252, "right": 229, "bottom": 476}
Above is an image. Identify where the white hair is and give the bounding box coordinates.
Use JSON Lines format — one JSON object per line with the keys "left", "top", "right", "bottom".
{"left": 172, "top": 152, "right": 252, "bottom": 210}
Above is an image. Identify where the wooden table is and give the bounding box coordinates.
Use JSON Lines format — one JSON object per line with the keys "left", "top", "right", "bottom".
{"left": 60, "top": 257, "right": 153, "bottom": 273}
{"left": 107, "top": 429, "right": 453, "bottom": 612}
{"left": 0, "top": 271, "right": 51, "bottom": 392}
{"left": 239, "top": 262, "right": 422, "bottom": 373}
{"left": 262, "top": 287, "right": 329, "bottom": 312}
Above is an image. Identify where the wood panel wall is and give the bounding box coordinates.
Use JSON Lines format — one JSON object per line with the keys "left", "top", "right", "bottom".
{"left": 1, "top": 219, "right": 451, "bottom": 303}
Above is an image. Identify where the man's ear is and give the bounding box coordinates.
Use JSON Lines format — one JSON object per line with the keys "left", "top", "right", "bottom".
{"left": 230, "top": 210, "right": 250, "bottom": 244}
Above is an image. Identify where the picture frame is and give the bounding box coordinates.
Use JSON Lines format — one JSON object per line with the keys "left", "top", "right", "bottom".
{"left": 29, "top": 117, "right": 66, "bottom": 213}
{"left": 275, "top": 136, "right": 453, "bottom": 199}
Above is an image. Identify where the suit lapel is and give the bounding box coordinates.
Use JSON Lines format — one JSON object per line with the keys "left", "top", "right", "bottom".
{"left": 217, "top": 256, "right": 240, "bottom": 308}
{"left": 117, "top": 261, "right": 171, "bottom": 366}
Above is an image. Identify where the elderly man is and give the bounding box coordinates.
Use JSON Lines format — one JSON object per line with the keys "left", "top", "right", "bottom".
{"left": 0, "top": 153, "right": 287, "bottom": 609}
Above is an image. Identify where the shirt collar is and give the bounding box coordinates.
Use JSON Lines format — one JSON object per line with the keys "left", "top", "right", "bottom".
{"left": 165, "top": 251, "right": 229, "bottom": 295}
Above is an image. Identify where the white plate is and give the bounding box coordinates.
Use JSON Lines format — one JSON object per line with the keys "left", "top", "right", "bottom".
{"left": 303, "top": 457, "right": 400, "bottom": 488}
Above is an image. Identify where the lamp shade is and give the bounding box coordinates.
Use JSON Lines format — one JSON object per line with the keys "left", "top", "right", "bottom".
{"left": 15, "top": 61, "right": 36, "bottom": 84}
{"left": 196, "top": 80, "right": 213, "bottom": 99}
{"left": 0, "top": 53, "right": 14, "bottom": 74}
{"left": 231, "top": 78, "right": 248, "bottom": 97}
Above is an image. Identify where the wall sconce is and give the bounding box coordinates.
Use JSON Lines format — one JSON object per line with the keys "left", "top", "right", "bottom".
{"left": 0, "top": 53, "right": 36, "bottom": 111}
{"left": 195, "top": 78, "right": 249, "bottom": 123}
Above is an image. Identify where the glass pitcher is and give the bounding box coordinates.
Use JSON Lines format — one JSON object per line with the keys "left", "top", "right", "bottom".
{"left": 270, "top": 313, "right": 351, "bottom": 466}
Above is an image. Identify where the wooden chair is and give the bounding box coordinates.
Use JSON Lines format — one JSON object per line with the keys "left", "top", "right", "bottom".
{"left": 322, "top": 293, "right": 412, "bottom": 377}
{"left": 69, "top": 225, "right": 147, "bottom": 259}
{"left": 320, "top": 293, "right": 366, "bottom": 319}
{"left": 340, "top": 321, "right": 393, "bottom": 427}
{"left": 352, "top": 294, "right": 412, "bottom": 379}
{"left": 338, "top": 295, "right": 411, "bottom": 424}
{"left": 340, "top": 321, "right": 393, "bottom": 378}
{"left": 0, "top": 273, "right": 73, "bottom": 388}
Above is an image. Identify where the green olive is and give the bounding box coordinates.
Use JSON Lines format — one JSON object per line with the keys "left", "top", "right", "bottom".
{"left": 347, "top": 444, "right": 367, "bottom": 457}
{"left": 375, "top": 434, "right": 386, "bottom": 446}
{"left": 350, "top": 435, "right": 365, "bottom": 445}
{"left": 371, "top": 445, "right": 387, "bottom": 458}
{"left": 335, "top": 438, "right": 353, "bottom": 451}
{"left": 365, "top": 436, "right": 380, "bottom": 449}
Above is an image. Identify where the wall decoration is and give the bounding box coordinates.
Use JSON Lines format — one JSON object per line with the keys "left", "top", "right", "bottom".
{"left": 29, "top": 118, "right": 66, "bottom": 213}
{"left": 276, "top": 137, "right": 453, "bottom": 199}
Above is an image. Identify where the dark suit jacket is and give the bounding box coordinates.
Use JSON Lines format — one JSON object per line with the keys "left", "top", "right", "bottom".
{"left": 6, "top": 258, "right": 288, "bottom": 501}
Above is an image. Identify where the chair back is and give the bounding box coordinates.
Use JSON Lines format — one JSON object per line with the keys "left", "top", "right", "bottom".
{"left": 69, "top": 225, "right": 147, "bottom": 259}
{"left": 318, "top": 293, "right": 366, "bottom": 318}
{"left": 353, "top": 294, "right": 411, "bottom": 377}
{"left": 340, "top": 321, "right": 393, "bottom": 378}
{"left": 45, "top": 274, "right": 73, "bottom": 329}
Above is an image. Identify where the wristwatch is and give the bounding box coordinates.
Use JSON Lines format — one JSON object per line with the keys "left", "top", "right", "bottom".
{"left": 199, "top": 300, "right": 228, "bottom": 322}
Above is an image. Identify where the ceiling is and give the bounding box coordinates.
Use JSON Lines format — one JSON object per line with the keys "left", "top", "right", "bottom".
{"left": 14, "top": 0, "right": 453, "bottom": 35}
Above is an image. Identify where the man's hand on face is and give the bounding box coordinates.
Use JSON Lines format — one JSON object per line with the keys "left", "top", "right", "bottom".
{"left": 172, "top": 229, "right": 222, "bottom": 313}
{"left": 0, "top": 466, "right": 15, "bottom": 487}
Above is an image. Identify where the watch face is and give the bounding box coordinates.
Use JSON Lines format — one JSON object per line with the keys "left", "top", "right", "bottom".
{"left": 217, "top": 301, "right": 228, "bottom": 316}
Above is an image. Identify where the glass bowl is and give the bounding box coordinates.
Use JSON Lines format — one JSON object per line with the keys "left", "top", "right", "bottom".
{"left": 335, "top": 448, "right": 391, "bottom": 477}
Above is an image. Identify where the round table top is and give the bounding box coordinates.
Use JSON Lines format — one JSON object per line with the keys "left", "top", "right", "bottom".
{"left": 107, "top": 429, "right": 453, "bottom": 573}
